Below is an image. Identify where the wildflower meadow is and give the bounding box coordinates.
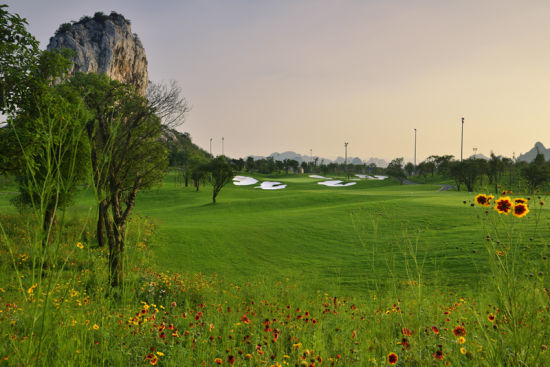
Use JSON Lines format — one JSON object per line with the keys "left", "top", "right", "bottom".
{"left": 1, "top": 174, "right": 549, "bottom": 366}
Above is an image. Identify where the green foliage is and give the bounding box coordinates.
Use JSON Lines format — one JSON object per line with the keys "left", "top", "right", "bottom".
{"left": 522, "top": 153, "right": 550, "bottom": 193}
{"left": 1, "top": 177, "right": 548, "bottom": 365}
{"left": 448, "top": 161, "right": 464, "bottom": 191}
{"left": 0, "top": 4, "right": 40, "bottom": 114}
{"left": 77, "top": 15, "right": 92, "bottom": 24}
{"left": 54, "top": 22, "right": 72, "bottom": 36}
{"left": 385, "top": 157, "right": 406, "bottom": 183}
{"left": 188, "top": 153, "right": 210, "bottom": 191}
{"left": 461, "top": 158, "right": 483, "bottom": 192}
{"left": 404, "top": 162, "right": 414, "bottom": 176}
{"left": 162, "top": 128, "right": 210, "bottom": 167}
{"left": 11, "top": 84, "right": 91, "bottom": 215}
{"left": 207, "top": 156, "right": 233, "bottom": 204}
{"left": 487, "top": 152, "right": 504, "bottom": 192}
{"left": 0, "top": 13, "right": 88, "bottom": 238}
{"left": 93, "top": 11, "right": 109, "bottom": 23}
{"left": 68, "top": 72, "right": 168, "bottom": 286}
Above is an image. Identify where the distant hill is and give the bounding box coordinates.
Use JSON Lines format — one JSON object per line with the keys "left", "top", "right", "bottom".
{"left": 517, "top": 142, "right": 550, "bottom": 162}
{"left": 161, "top": 128, "right": 211, "bottom": 166}
{"left": 247, "top": 151, "right": 388, "bottom": 167}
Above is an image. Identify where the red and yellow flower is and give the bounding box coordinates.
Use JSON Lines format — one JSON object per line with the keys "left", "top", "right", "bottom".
{"left": 453, "top": 325, "right": 466, "bottom": 337}
{"left": 494, "top": 196, "right": 513, "bottom": 214}
{"left": 512, "top": 203, "right": 529, "bottom": 218}
{"left": 475, "top": 194, "right": 494, "bottom": 207}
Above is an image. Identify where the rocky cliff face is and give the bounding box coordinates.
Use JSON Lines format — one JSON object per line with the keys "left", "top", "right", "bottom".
{"left": 47, "top": 12, "right": 148, "bottom": 95}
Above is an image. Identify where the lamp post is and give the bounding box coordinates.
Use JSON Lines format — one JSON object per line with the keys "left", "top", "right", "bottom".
{"left": 414, "top": 128, "right": 417, "bottom": 175}
{"left": 209, "top": 138, "right": 212, "bottom": 156}
{"left": 473, "top": 147, "right": 477, "bottom": 159}
{"left": 222, "top": 137, "right": 224, "bottom": 156}
{"left": 344, "top": 142, "right": 349, "bottom": 179}
{"left": 461, "top": 117, "right": 464, "bottom": 162}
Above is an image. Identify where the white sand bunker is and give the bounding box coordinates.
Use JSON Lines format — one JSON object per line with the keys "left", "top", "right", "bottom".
{"left": 318, "top": 180, "right": 356, "bottom": 187}
{"left": 355, "top": 174, "right": 387, "bottom": 180}
{"left": 310, "top": 175, "right": 331, "bottom": 179}
{"left": 255, "top": 181, "right": 287, "bottom": 190}
{"left": 233, "top": 176, "right": 259, "bottom": 186}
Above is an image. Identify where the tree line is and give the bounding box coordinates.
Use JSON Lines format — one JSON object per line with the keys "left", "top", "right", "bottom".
{"left": 385, "top": 153, "right": 550, "bottom": 193}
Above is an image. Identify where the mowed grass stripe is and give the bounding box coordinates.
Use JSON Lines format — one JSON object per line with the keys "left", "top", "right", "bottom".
{"left": 134, "top": 174, "right": 546, "bottom": 293}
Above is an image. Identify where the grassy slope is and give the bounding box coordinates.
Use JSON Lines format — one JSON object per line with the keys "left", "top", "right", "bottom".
{"left": 2, "top": 173, "right": 549, "bottom": 365}
{"left": 2, "top": 172, "right": 545, "bottom": 293}
{"left": 132, "top": 173, "right": 544, "bottom": 294}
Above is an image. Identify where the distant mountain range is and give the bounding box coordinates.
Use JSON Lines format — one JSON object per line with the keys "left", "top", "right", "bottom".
{"left": 464, "top": 142, "right": 550, "bottom": 162}
{"left": 240, "top": 142, "right": 549, "bottom": 168}
{"left": 247, "top": 151, "right": 388, "bottom": 167}
{"left": 517, "top": 142, "right": 550, "bottom": 162}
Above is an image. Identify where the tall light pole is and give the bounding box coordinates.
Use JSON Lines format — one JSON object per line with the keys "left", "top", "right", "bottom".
{"left": 222, "top": 137, "right": 224, "bottom": 156}
{"left": 209, "top": 138, "right": 212, "bottom": 156}
{"left": 473, "top": 147, "right": 477, "bottom": 159}
{"left": 414, "top": 128, "right": 417, "bottom": 175}
{"left": 310, "top": 149, "right": 313, "bottom": 163}
{"left": 344, "top": 142, "right": 349, "bottom": 179}
{"left": 460, "top": 117, "right": 464, "bottom": 162}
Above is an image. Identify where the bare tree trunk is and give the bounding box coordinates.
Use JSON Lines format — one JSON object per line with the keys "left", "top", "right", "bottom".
{"left": 107, "top": 178, "right": 141, "bottom": 287}
{"left": 109, "top": 223, "right": 124, "bottom": 287}
{"left": 97, "top": 199, "right": 108, "bottom": 247}
{"left": 42, "top": 204, "right": 56, "bottom": 247}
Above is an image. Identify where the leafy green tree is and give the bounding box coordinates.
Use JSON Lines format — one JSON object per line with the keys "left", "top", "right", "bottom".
{"left": 0, "top": 6, "right": 75, "bottom": 175}
{"left": 461, "top": 159, "right": 482, "bottom": 192}
{"left": 208, "top": 156, "right": 234, "bottom": 204}
{"left": 69, "top": 72, "right": 168, "bottom": 287}
{"left": 476, "top": 158, "right": 488, "bottom": 187}
{"left": 522, "top": 153, "right": 550, "bottom": 193}
{"left": 0, "top": 5, "right": 40, "bottom": 115}
{"left": 231, "top": 158, "right": 245, "bottom": 172}
{"left": 416, "top": 161, "right": 429, "bottom": 182}
{"left": 191, "top": 162, "right": 208, "bottom": 191}
{"left": 404, "top": 162, "right": 415, "bottom": 176}
{"left": 422, "top": 157, "right": 437, "bottom": 177}
{"left": 161, "top": 129, "right": 209, "bottom": 168}
{"left": 186, "top": 152, "right": 209, "bottom": 191}
{"left": 245, "top": 156, "right": 255, "bottom": 172}
{"left": 10, "top": 84, "right": 91, "bottom": 240}
{"left": 386, "top": 158, "right": 406, "bottom": 184}
{"left": 487, "top": 153, "right": 504, "bottom": 193}
{"left": 431, "top": 155, "right": 454, "bottom": 177}
{"left": 300, "top": 161, "right": 308, "bottom": 174}
{"left": 0, "top": 6, "right": 88, "bottom": 241}
{"left": 275, "top": 159, "right": 284, "bottom": 174}
{"left": 448, "top": 161, "right": 464, "bottom": 191}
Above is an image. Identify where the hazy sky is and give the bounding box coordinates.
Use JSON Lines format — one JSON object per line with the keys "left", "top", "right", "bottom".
{"left": 7, "top": 0, "right": 550, "bottom": 162}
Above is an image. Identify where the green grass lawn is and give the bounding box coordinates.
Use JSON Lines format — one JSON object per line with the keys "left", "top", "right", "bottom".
{"left": 128, "top": 172, "right": 548, "bottom": 294}
{"left": 2, "top": 172, "right": 549, "bottom": 366}
{"left": 2, "top": 172, "right": 546, "bottom": 294}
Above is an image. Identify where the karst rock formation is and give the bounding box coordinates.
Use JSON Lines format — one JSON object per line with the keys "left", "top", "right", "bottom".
{"left": 47, "top": 12, "right": 148, "bottom": 95}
